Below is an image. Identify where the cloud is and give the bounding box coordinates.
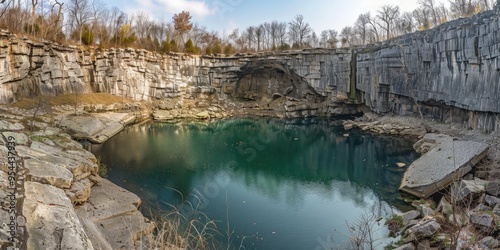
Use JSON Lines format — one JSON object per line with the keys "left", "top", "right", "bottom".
{"left": 153, "top": 0, "right": 215, "bottom": 17}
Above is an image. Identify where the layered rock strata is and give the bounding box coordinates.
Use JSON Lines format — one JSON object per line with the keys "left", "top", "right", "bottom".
{"left": 0, "top": 108, "right": 154, "bottom": 249}
{"left": 3, "top": 9, "right": 500, "bottom": 130}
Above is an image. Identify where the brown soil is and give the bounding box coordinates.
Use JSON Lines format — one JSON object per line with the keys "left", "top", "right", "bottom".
{"left": 11, "top": 93, "right": 132, "bottom": 109}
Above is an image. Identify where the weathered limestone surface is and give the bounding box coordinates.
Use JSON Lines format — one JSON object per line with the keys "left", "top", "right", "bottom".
{"left": 3, "top": 9, "right": 500, "bottom": 129}
{"left": 0, "top": 115, "right": 155, "bottom": 249}
{"left": 75, "top": 177, "right": 154, "bottom": 250}
{"left": 400, "top": 133, "right": 489, "bottom": 197}
{"left": 23, "top": 181, "right": 94, "bottom": 250}
{"left": 57, "top": 112, "right": 137, "bottom": 143}
{"left": 357, "top": 9, "right": 500, "bottom": 131}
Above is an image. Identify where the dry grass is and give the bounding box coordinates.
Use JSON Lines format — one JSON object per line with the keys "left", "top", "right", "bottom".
{"left": 12, "top": 93, "right": 132, "bottom": 109}
{"left": 149, "top": 189, "right": 223, "bottom": 250}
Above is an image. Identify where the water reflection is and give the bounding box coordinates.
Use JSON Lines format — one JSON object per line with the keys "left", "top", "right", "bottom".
{"left": 92, "top": 118, "right": 419, "bottom": 249}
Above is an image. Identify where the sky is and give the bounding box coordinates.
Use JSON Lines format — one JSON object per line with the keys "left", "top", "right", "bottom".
{"left": 105, "top": 0, "right": 443, "bottom": 36}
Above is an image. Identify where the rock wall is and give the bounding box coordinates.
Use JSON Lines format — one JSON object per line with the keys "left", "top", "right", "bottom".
{"left": 357, "top": 9, "right": 500, "bottom": 132}
{"left": 2, "top": 8, "right": 500, "bottom": 131}
{"left": 0, "top": 30, "right": 352, "bottom": 105}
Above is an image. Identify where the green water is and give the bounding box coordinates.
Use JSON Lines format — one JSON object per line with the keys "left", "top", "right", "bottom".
{"left": 92, "top": 118, "right": 419, "bottom": 249}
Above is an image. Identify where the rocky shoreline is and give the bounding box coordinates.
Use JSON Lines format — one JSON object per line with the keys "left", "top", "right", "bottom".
{"left": 1, "top": 99, "right": 499, "bottom": 249}
{"left": 0, "top": 104, "right": 154, "bottom": 249}
{"left": 343, "top": 113, "right": 500, "bottom": 249}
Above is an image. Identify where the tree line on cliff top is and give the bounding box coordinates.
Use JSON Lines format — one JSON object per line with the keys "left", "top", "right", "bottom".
{"left": 0, "top": 0, "right": 497, "bottom": 54}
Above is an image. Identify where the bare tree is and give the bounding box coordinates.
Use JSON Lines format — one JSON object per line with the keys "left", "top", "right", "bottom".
{"left": 365, "top": 12, "right": 380, "bottom": 43}
{"left": 276, "top": 21, "right": 288, "bottom": 49}
{"left": 66, "top": 0, "right": 96, "bottom": 44}
{"left": 310, "top": 31, "right": 318, "bottom": 48}
{"left": 288, "top": 14, "right": 312, "bottom": 49}
{"left": 329, "top": 30, "right": 339, "bottom": 48}
{"left": 269, "top": 21, "right": 280, "bottom": 49}
{"left": 29, "top": 96, "right": 51, "bottom": 131}
{"left": 245, "top": 26, "right": 255, "bottom": 51}
{"left": 418, "top": 0, "right": 442, "bottom": 27}
{"left": 396, "top": 11, "right": 416, "bottom": 35}
{"left": 29, "top": 0, "right": 38, "bottom": 36}
{"left": 340, "top": 26, "right": 354, "bottom": 47}
{"left": 377, "top": 4, "right": 400, "bottom": 40}
{"left": 255, "top": 24, "right": 264, "bottom": 51}
{"left": 262, "top": 22, "right": 272, "bottom": 50}
{"left": 413, "top": 7, "right": 432, "bottom": 30}
{"left": 449, "top": 0, "right": 478, "bottom": 18}
{"left": 355, "top": 13, "right": 370, "bottom": 45}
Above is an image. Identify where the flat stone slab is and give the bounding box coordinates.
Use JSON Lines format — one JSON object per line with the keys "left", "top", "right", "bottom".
{"left": 58, "top": 112, "right": 135, "bottom": 143}
{"left": 25, "top": 158, "right": 73, "bottom": 189}
{"left": 2, "top": 132, "right": 29, "bottom": 145}
{"left": 16, "top": 141, "right": 97, "bottom": 180}
{"left": 0, "top": 120, "right": 24, "bottom": 131}
{"left": 400, "top": 136, "right": 489, "bottom": 198}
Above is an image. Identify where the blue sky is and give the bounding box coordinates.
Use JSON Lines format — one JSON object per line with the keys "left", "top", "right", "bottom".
{"left": 105, "top": 0, "right": 432, "bottom": 35}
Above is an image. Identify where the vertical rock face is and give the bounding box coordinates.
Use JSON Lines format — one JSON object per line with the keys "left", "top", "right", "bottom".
{"left": 0, "top": 31, "right": 352, "bottom": 105}
{"left": 2, "top": 8, "right": 500, "bottom": 130}
{"left": 356, "top": 10, "right": 500, "bottom": 131}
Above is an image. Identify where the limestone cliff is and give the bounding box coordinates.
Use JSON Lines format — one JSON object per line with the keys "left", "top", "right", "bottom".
{"left": 357, "top": 9, "right": 500, "bottom": 132}
{"left": 2, "top": 8, "right": 500, "bottom": 131}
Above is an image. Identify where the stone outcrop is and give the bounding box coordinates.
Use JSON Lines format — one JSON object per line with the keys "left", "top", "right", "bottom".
{"left": 23, "top": 181, "right": 93, "bottom": 249}
{"left": 3, "top": 8, "right": 500, "bottom": 130}
{"left": 57, "top": 112, "right": 138, "bottom": 143}
{"left": 400, "top": 133, "right": 489, "bottom": 198}
{"left": 75, "top": 177, "right": 154, "bottom": 250}
{"left": 0, "top": 108, "right": 154, "bottom": 249}
{"left": 356, "top": 9, "right": 500, "bottom": 132}
{"left": 0, "top": 29, "right": 351, "bottom": 119}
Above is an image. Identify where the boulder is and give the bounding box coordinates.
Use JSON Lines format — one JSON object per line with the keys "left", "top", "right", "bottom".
{"left": 484, "top": 195, "right": 500, "bottom": 206}
{"left": 417, "top": 204, "right": 435, "bottom": 217}
{"left": 394, "top": 243, "right": 415, "bottom": 250}
{"left": 75, "top": 177, "right": 154, "bottom": 250}
{"left": 400, "top": 137, "right": 489, "bottom": 198}
{"left": 477, "top": 236, "right": 499, "bottom": 249}
{"left": 152, "top": 110, "right": 175, "bottom": 120}
{"left": 437, "top": 197, "right": 453, "bottom": 216}
{"left": 450, "top": 179, "right": 488, "bottom": 202}
{"left": 65, "top": 178, "right": 92, "bottom": 204}
{"left": 486, "top": 181, "right": 500, "bottom": 196}
{"left": 17, "top": 142, "right": 97, "bottom": 180}
{"left": 470, "top": 213, "right": 494, "bottom": 231}
{"left": 23, "top": 181, "right": 93, "bottom": 250}
{"left": 25, "top": 158, "right": 73, "bottom": 189}
{"left": 401, "top": 210, "right": 420, "bottom": 225}
{"left": 58, "top": 112, "right": 134, "bottom": 143}
{"left": 407, "top": 219, "right": 440, "bottom": 237}
{"left": 195, "top": 111, "right": 209, "bottom": 119}
{"left": 492, "top": 203, "right": 500, "bottom": 215}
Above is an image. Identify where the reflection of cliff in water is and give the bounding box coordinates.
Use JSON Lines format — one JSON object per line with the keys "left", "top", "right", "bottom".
{"left": 93, "top": 118, "right": 419, "bottom": 211}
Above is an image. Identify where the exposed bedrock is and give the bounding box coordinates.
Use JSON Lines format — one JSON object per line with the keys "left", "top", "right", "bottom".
{"left": 2, "top": 8, "right": 500, "bottom": 130}
{"left": 231, "top": 60, "right": 324, "bottom": 102}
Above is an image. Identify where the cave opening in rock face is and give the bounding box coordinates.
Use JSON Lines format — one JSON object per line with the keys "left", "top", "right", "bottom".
{"left": 93, "top": 118, "right": 419, "bottom": 249}
{"left": 230, "top": 60, "right": 325, "bottom": 103}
